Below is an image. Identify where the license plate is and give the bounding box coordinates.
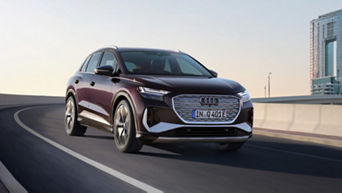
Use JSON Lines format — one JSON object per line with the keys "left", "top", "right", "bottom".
{"left": 192, "top": 109, "right": 228, "bottom": 119}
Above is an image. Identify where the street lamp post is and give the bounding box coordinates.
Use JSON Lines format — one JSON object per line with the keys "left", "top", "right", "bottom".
{"left": 268, "top": 72, "right": 272, "bottom": 98}
{"left": 264, "top": 85, "right": 266, "bottom": 98}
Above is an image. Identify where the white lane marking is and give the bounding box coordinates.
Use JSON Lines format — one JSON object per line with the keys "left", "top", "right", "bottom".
{"left": 14, "top": 107, "right": 163, "bottom": 193}
{"left": 0, "top": 161, "right": 28, "bottom": 193}
{"left": 249, "top": 144, "right": 342, "bottom": 163}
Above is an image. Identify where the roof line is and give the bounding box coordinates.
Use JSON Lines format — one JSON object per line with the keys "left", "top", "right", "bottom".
{"left": 318, "top": 9, "right": 342, "bottom": 19}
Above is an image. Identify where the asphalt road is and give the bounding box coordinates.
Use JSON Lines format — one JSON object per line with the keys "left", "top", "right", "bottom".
{"left": 1, "top": 104, "right": 342, "bottom": 193}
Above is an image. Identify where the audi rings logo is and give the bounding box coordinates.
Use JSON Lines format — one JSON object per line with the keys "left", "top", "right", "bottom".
{"left": 200, "top": 97, "right": 219, "bottom": 106}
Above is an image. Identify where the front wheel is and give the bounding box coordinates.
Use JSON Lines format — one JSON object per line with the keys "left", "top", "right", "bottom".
{"left": 113, "top": 100, "right": 142, "bottom": 153}
{"left": 216, "top": 142, "right": 245, "bottom": 151}
{"left": 65, "top": 96, "right": 87, "bottom": 136}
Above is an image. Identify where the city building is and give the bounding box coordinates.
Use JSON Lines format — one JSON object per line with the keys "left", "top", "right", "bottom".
{"left": 310, "top": 9, "right": 342, "bottom": 95}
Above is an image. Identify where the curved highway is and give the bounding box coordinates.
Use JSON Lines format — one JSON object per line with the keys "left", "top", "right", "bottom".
{"left": 1, "top": 104, "right": 342, "bottom": 193}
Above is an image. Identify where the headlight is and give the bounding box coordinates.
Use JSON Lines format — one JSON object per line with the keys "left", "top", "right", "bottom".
{"left": 238, "top": 90, "right": 250, "bottom": 103}
{"left": 138, "top": 87, "right": 170, "bottom": 101}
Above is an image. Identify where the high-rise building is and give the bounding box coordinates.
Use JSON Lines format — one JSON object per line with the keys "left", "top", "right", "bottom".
{"left": 311, "top": 9, "right": 342, "bottom": 95}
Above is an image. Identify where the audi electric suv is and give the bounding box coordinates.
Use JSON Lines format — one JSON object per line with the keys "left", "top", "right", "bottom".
{"left": 65, "top": 46, "right": 253, "bottom": 152}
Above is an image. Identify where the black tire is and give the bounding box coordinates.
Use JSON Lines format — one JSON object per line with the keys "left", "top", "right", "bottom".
{"left": 113, "top": 99, "right": 142, "bottom": 153}
{"left": 65, "top": 96, "right": 87, "bottom": 136}
{"left": 216, "top": 142, "right": 245, "bottom": 152}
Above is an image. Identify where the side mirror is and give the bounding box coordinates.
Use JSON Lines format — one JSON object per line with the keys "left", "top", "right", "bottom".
{"left": 112, "top": 68, "right": 121, "bottom": 77}
{"left": 95, "top": 65, "right": 114, "bottom": 76}
{"left": 209, "top": 69, "right": 218, "bottom": 78}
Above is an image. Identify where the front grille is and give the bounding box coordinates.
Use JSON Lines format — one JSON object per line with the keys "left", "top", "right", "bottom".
{"left": 172, "top": 94, "right": 241, "bottom": 123}
{"left": 158, "top": 127, "right": 248, "bottom": 137}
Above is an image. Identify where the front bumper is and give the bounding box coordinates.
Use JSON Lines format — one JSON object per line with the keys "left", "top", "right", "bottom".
{"left": 139, "top": 105, "right": 253, "bottom": 143}
{"left": 134, "top": 90, "right": 254, "bottom": 143}
{"left": 142, "top": 108, "right": 252, "bottom": 133}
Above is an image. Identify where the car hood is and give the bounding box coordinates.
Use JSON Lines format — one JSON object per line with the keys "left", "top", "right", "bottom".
{"left": 129, "top": 75, "right": 245, "bottom": 94}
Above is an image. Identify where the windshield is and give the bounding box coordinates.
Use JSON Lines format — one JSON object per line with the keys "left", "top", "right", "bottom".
{"left": 119, "top": 51, "right": 212, "bottom": 77}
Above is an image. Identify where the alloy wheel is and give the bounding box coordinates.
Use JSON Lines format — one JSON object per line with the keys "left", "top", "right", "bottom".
{"left": 114, "top": 104, "right": 130, "bottom": 146}
{"left": 65, "top": 97, "right": 75, "bottom": 131}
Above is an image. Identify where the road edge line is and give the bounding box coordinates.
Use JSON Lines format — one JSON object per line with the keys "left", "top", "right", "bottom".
{"left": 0, "top": 161, "right": 27, "bottom": 193}
{"left": 14, "top": 107, "right": 163, "bottom": 193}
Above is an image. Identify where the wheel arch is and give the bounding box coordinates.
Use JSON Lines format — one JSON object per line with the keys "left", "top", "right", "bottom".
{"left": 66, "top": 89, "right": 77, "bottom": 102}
{"left": 65, "top": 89, "right": 79, "bottom": 113}
{"left": 111, "top": 91, "right": 139, "bottom": 134}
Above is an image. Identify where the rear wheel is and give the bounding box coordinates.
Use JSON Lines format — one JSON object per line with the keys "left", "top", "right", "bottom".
{"left": 113, "top": 100, "right": 142, "bottom": 153}
{"left": 216, "top": 142, "right": 245, "bottom": 151}
{"left": 65, "top": 96, "right": 87, "bottom": 136}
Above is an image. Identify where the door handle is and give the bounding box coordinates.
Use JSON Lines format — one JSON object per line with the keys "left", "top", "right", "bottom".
{"left": 75, "top": 79, "right": 79, "bottom": 84}
{"left": 90, "top": 81, "right": 95, "bottom": 86}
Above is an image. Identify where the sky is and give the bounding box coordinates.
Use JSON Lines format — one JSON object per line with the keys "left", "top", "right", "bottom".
{"left": 1, "top": 0, "right": 342, "bottom": 97}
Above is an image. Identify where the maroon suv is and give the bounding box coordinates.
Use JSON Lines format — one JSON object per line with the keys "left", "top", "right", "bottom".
{"left": 65, "top": 46, "right": 253, "bottom": 153}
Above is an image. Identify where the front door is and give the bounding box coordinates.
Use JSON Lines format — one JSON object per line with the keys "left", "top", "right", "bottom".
{"left": 87, "top": 51, "right": 119, "bottom": 127}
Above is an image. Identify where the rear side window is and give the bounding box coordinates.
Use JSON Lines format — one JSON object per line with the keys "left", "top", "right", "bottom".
{"left": 99, "top": 52, "right": 118, "bottom": 69}
{"left": 86, "top": 52, "right": 102, "bottom": 73}
{"left": 80, "top": 55, "right": 91, "bottom": 72}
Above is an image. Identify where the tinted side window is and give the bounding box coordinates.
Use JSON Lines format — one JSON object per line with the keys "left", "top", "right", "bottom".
{"left": 80, "top": 55, "right": 91, "bottom": 72}
{"left": 86, "top": 52, "right": 102, "bottom": 73}
{"left": 100, "top": 52, "right": 118, "bottom": 69}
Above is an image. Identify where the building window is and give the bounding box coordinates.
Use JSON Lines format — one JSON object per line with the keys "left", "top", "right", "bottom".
{"left": 327, "top": 22, "right": 334, "bottom": 38}
{"left": 325, "top": 40, "right": 337, "bottom": 77}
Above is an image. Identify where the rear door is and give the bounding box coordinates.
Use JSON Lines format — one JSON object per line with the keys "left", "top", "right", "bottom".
{"left": 77, "top": 51, "right": 103, "bottom": 115}
{"left": 73, "top": 55, "right": 90, "bottom": 114}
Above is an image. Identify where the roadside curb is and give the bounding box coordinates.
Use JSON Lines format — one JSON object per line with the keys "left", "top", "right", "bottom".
{"left": 254, "top": 128, "right": 342, "bottom": 148}
{"left": 0, "top": 161, "right": 27, "bottom": 193}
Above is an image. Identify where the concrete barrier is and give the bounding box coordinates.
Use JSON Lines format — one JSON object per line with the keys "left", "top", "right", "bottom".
{"left": 289, "top": 104, "right": 320, "bottom": 133}
{"left": 315, "top": 105, "right": 342, "bottom": 136}
{"left": 0, "top": 94, "right": 63, "bottom": 106}
{"left": 254, "top": 103, "right": 342, "bottom": 138}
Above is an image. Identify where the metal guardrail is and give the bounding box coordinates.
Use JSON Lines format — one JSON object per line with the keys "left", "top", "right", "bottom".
{"left": 252, "top": 95, "right": 342, "bottom": 105}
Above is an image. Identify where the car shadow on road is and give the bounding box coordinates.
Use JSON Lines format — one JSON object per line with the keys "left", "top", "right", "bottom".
{"left": 140, "top": 136, "right": 342, "bottom": 179}
{"left": 83, "top": 135, "right": 113, "bottom": 140}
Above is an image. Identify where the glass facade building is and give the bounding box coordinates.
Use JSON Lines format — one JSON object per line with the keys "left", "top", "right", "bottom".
{"left": 311, "top": 9, "right": 342, "bottom": 95}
